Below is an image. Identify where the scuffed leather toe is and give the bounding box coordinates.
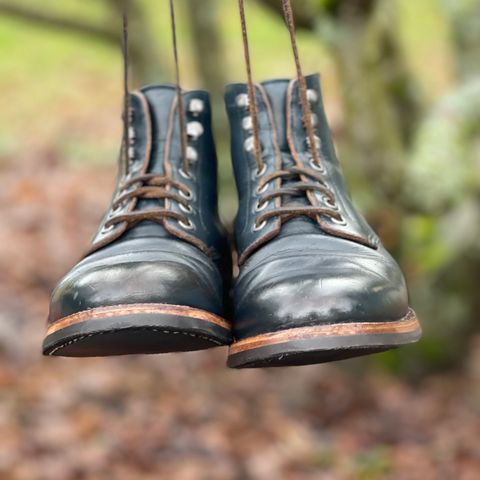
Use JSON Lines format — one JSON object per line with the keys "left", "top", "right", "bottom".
{"left": 48, "top": 238, "right": 224, "bottom": 326}
{"left": 233, "top": 235, "right": 409, "bottom": 340}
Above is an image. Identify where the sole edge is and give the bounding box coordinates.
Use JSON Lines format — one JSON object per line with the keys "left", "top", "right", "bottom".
{"left": 228, "top": 308, "right": 421, "bottom": 368}
{"left": 43, "top": 303, "right": 231, "bottom": 357}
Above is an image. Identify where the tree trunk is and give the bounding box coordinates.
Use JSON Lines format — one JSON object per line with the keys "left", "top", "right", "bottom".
{"left": 186, "top": 0, "right": 226, "bottom": 101}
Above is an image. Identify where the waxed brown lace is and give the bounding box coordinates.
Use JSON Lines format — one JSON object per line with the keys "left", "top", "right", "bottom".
{"left": 281, "top": 0, "right": 322, "bottom": 169}
{"left": 169, "top": 0, "right": 189, "bottom": 174}
{"left": 254, "top": 167, "right": 343, "bottom": 228}
{"left": 105, "top": 174, "right": 192, "bottom": 230}
{"left": 237, "top": 0, "right": 341, "bottom": 228}
{"left": 122, "top": 13, "right": 130, "bottom": 175}
{"left": 238, "top": 0, "right": 263, "bottom": 172}
{"left": 110, "top": 8, "right": 191, "bottom": 233}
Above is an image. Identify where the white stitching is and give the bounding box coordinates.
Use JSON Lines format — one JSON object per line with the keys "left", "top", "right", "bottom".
{"left": 48, "top": 327, "right": 224, "bottom": 355}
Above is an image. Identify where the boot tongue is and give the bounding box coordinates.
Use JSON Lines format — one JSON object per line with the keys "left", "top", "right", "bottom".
{"left": 140, "top": 85, "right": 179, "bottom": 174}
{"left": 122, "top": 85, "right": 178, "bottom": 240}
{"left": 260, "top": 79, "right": 319, "bottom": 235}
{"left": 258, "top": 79, "right": 290, "bottom": 152}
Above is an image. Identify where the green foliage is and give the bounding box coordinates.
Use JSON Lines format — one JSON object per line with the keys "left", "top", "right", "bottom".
{"left": 393, "top": 0, "right": 456, "bottom": 106}
{"left": 405, "top": 79, "right": 480, "bottom": 212}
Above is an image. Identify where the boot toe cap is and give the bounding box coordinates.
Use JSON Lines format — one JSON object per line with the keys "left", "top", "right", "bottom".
{"left": 48, "top": 238, "right": 225, "bottom": 325}
{"left": 233, "top": 236, "right": 410, "bottom": 339}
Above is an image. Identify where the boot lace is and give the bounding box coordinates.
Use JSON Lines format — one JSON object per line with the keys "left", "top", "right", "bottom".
{"left": 253, "top": 166, "right": 345, "bottom": 231}
{"left": 104, "top": 173, "right": 194, "bottom": 232}
{"left": 238, "top": 0, "right": 345, "bottom": 232}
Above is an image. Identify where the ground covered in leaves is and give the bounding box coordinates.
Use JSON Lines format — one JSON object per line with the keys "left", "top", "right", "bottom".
{"left": 0, "top": 160, "right": 479, "bottom": 480}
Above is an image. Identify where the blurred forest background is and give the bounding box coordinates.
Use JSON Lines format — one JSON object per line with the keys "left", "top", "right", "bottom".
{"left": 0, "top": 0, "right": 479, "bottom": 479}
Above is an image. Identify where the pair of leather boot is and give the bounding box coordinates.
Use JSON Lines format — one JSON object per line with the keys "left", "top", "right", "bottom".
{"left": 43, "top": 74, "right": 421, "bottom": 368}
{"left": 43, "top": 2, "right": 421, "bottom": 367}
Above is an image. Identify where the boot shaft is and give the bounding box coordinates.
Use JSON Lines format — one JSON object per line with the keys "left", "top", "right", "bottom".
{"left": 89, "top": 85, "right": 227, "bottom": 262}
{"left": 225, "top": 74, "right": 379, "bottom": 263}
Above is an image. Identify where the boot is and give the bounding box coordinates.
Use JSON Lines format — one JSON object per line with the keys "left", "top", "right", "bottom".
{"left": 43, "top": 86, "right": 231, "bottom": 356}
{"left": 225, "top": 74, "right": 421, "bottom": 368}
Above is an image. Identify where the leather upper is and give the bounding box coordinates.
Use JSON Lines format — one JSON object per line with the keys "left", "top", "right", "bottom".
{"left": 91, "top": 86, "right": 227, "bottom": 261}
{"left": 49, "top": 86, "right": 229, "bottom": 325}
{"left": 225, "top": 74, "right": 410, "bottom": 339}
{"left": 49, "top": 237, "right": 226, "bottom": 322}
{"left": 225, "top": 74, "right": 379, "bottom": 265}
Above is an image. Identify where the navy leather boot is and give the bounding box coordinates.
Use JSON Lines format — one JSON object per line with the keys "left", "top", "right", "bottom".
{"left": 225, "top": 74, "right": 421, "bottom": 368}
{"left": 43, "top": 86, "right": 231, "bottom": 356}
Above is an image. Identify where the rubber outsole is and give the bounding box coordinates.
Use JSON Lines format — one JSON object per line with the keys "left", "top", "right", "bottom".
{"left": 43, "top": 303, "right": 232, "bottom": 357}
{"left": 227, "top": 308, "right": 421, "bottom": 368}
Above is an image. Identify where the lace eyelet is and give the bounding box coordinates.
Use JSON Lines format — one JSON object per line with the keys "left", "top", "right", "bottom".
{"left": 244, "top": 136, "right": 263, "bottom": 155}
{"left": 128, "top": 129, "right": 136, "bottom": 147}
{"left": 178, "top": 218, "right": 195, "bottom": 230}
{"left": 128, "top": 146, "right": 136, "bottom": 162}
{"left": 306, "top": 135, "right": 321, "bottom": 150}
{"left": 242, "top": 116, "right": 253, "bottom": 131}
{"left": 186, "top": 146, "right": 199, "bottom": 162}
{"left": 324, "top": 196, "right": 338, "bottom": 210}
{"left": 253, "top": 220, "right": 267, "bottom": 231}
{"left": 309, "top": 158, "right": 325, "bottom": 173}
{"left": 188, "top": 98, "right": 205, "bottom": 115}
{"left": 180, "top": 188, "right": 193, "bottom": 200}
{"left": 179, "top": 203, "right": 193, "bottom": 214}
{"left": 110, "top": 204, "right": 123, "bottom": 216}
{"left": 236, "top": 93, "right": 249, "bottom": 108}
{"left": 102, "top": 223, "right": 115, "bottom": 234}
{"left": 179, "top": 168, "right": 192, "bottom": 180}
{"left": 255, "top": 200, "right": 269, "bottom": 212}
{"left": 307, "top": 89, "right": 318, "bottom": 103}
{"left": 330, "top": 216, "right": 347, "bottom": 226}
{"left": 255, "top": 164, "right": 267, "bottom": 177}
{"left": 186, "top": 122, "right": 204, "bottom": 141}
{"left": 256, "top": 183, "right": 268, "bottom": 195}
